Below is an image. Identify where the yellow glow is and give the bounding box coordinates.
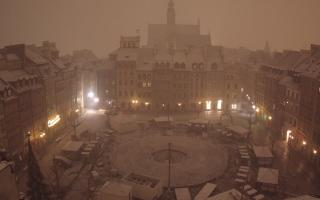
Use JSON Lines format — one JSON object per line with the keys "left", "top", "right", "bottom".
{"left": 252, "top": 105, "right": 256, "bottom": 109}
{"left": 217, "top": 100, "right": 222, "bottom": 110}
{"left": 268, "top": 116, "right": 272, "bottom": 120}
{"left": 302, "top": 140, "right": 307, "bottom": 146}
{"left": 256, "top": 108, "right": 260, "bottom": 113}
{"left": 145, "top": 102, "right": 150, "bottom": 106}
{"left": 178, "top": 103, "right": 182, "bottom": 106}
{"left": 313, "top": 149, "right": 318, "bottom": 155}
{"left": 231, "top": 104, "right": 237, "bottom": 110}
{"left": 75, "top": 109, "right": 80, "bottom": 113}
{"left": 86, "top": 109, "right": 97, "bottom": 114}
{"left": 132, "top": 100, "right": 138, "bottom": 104}
{"left": 87, "top": 92, "right": 94, "bottom": 98}
{"left": 198, "top": 101, "right": 202, "bottom": 105}
{"left": 94, "top": 98, "right": 99, "bottom": 103}
{"left": 162, "top": 104, "right": 165, "bottom": 107}
{"left": 48, "top": 115, "right": 61, "bottom": 128}
{"left": 205, "top": 100, "right": 212, "bottom": 110}
{"left": 39, "top": 132, "right": 46, "bottom": 138}
{"left": 286, "top": 130, "right": 292, "bottom": 143}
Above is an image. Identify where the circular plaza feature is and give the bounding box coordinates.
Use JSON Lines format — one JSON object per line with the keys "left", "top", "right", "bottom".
{"left": 152, "top": 149, "right": 188, "bottom": 164}
{"left": 111, "top": 133, "right": 228, "bottom": 187}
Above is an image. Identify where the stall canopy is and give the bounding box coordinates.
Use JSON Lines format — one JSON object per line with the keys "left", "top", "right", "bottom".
{"left": 257, "top": 167, "right": 279, "bottom": 185}
{"left": 62, "top": 141, "right": 84, "bottom": 153}
{"left": 253, "top": 146, "right": 273, "bottom": 159}
{"left": 226, "top": 125, "right": 249, "bottom": 138}
{"left": 96, "top": 181, "right": 132, "bottom": 200}
{"left": 194, "top": 183, "right": 217, "bottom": 200}
{"left": 206, "top": 189, "right": 242, "bottom": 200}
{"left": 285, "top": 195, "right": 320, "bottom": 200}
{"left": 154, "top": 117, "right": 173, "bottom": 122}
{"left": 189, "top": 119, "right": 209, "bottom": 124}
{"left": 175, "top": 188, "right": 192, "bottom": 200}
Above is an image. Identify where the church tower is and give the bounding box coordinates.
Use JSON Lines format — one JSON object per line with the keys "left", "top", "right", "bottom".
{"left": 167, "top": 0, "right": 176, "bottom": 25}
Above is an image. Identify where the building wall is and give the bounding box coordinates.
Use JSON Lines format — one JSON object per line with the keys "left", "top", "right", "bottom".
{"left": 0, "top": 163, "right": 19, "bottom": 200}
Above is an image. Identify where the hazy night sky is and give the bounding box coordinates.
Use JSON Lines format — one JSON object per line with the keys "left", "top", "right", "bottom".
{"left": 1, "top": 0, "right": 320, "bottom": 57}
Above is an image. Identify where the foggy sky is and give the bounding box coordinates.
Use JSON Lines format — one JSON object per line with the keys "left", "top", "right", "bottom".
{"left": 1, "top": 0, "right": 320, "bottom": 57}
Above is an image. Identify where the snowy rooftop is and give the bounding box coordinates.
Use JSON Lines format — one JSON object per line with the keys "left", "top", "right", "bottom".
{"left": 96, "top": 181, "right": 132, "bottom": 199}
{"left": 253, "top": 146, "right": 273, "bottom": 158}
{"left": 6, "top": 53, "right": 20, "bottom": 61}
{"left": 0, "top": 70, "right": 34, "bottom": 82}
{"left": 25, "top": 48, "right": 48, "bottom": 65}
{"left": 0, "top": 161, "right": 11, "bottom": 172}
{"left": 206, "top": 188, "right": 242, "bottom": 200}
{"left": 175, "top": 188, "right": 191, "bottom": 200}
{"left": 62, "top": 141, "right": 84, "bottom": 152}
{"left": 124, "top": 173, "right": 160, "bottom": 188}
{"left": 285, "top": 195, "right": 320, "bottom": 200}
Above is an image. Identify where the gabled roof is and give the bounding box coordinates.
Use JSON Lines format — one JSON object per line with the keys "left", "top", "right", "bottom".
{"left": 0, "top": 69, "right": 34, "bottom": 82}
{"left": 6, "top": 54, "right": 20, "bottom": 62}
{"left": 111, "top": 48, "right": 139, "bottom": 61}
{"left": 25, "top": 48, "right": 48, "bottom": 65}
{"left": 97, "top": 181, "right": 132, "bottom": 198}
{"left": 279, "top": 76, "right": 299, "bottom": 90}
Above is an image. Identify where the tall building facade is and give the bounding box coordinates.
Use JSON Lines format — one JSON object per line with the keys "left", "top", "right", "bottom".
{"left": 110, "top": 0, "right": 250, "bottom": 112}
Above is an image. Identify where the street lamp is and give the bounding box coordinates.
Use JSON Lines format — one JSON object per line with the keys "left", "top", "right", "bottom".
{"left": 87, "top": 92, "right": 94, "bottom": 98}
{"left": 94, "top": 97, "right": 99, "bottom": 103}
{"left": 197, "top": 101, "right": 202, "bottom": 118}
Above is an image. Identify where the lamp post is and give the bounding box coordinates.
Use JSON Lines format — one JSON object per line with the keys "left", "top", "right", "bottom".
{"left": 198, "top": 101, "right": 202, "bottom": 118}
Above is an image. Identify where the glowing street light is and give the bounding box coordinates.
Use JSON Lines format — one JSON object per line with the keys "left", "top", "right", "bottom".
{"left": 94, "top": 97, "right": 100, "bottom": 103}
{"left": 268, "top": 116, "right": 272, "bottom": 120}
{"left": 217, "top": 100, "right": 223, "bottom": 110}
{"left": 252, "top": 105, "right": 256, "bottom": 109}
{"left": 205, "top": 100, "right": 212, "bottom": 110}
{"left": 145, "top": 102, "right": 150, "bottom": 106}
{"left": 286, "top": 130, "right": 292, "bottom": 143}
{"left": 87, "top": 92, "right": 94, "bottom": 98}
{"left": 178, "top": 103, "right": 182, "bottom": 107}
{"left": 48, "top": 115, "right": 61, "bottom": 128}
{"left": 198, "top": 101, "right": 202, "bottom": 105}
{"left": 39, "top": 132, "right": 46, "bottom": 138}
{"left": 313, "top": 149, "right": 318, "bottom": 155}
{"left": 231, "top": 104, "right": 237, "bottom": 110}
{"left": 255, "top": 108, "right": 260, "bottom": 113}
{"left": 302, "top": 140, "right": 307, "bottom": 146}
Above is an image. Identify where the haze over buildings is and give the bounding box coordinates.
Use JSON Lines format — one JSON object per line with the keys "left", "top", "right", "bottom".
{"left": 1, "top": 0, "right": 320, "bottom": 56}
{"left": 1, "top": 1, "right": 320, "bottom": 200}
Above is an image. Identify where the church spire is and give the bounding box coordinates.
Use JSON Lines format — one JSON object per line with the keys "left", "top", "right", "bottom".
{"left": 167, "top": 0, "right": 176, "bottom": 25}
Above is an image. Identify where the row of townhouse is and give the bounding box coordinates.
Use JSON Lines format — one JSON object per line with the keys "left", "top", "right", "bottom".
{"left": 109, "top": 36, "right": 266, "bottom": 112}
{"left": 0, "top": 42, "right": 77, "bottom": 168}
{"left": 254, "top": 44, "right": 320, "bottom": 166}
